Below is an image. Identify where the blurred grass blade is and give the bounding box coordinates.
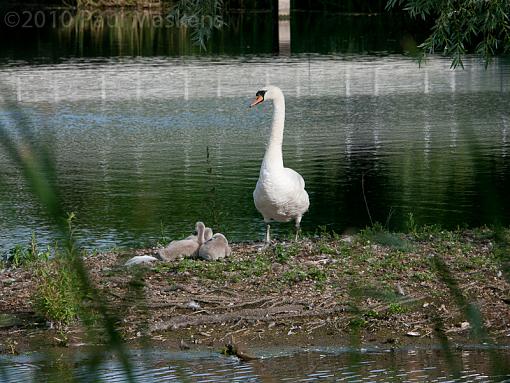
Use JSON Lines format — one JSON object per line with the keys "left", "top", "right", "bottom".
{"left": 0, "top": 85, "right": 137, "bottom": 382}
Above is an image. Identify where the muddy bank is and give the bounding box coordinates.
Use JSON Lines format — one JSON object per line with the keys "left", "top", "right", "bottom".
{"left": 1, "top": 227, "right": 509, "bottom": 355}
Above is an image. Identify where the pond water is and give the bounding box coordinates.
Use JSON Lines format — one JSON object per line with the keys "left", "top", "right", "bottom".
{"left": 1, "top": 8, "right": 510, "bottom": 383}
{"left": 0, "top": 11, "right": 509, "bottom": 252}
{"left": 1, "top": 346, "right": 510, "bottom": 382}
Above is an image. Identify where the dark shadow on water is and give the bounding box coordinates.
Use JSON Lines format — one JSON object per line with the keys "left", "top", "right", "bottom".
{"left": 0, "top": 9, "right": 429, "bottom": 62}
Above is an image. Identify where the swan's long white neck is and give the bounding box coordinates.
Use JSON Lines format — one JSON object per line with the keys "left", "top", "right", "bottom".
{"left": 262, "top": 93, "right": 285, "bottom": 171}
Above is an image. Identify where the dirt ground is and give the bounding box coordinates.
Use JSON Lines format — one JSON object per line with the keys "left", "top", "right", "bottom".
{"left": 1, "top": 227, "right": 509, "bottom": 356}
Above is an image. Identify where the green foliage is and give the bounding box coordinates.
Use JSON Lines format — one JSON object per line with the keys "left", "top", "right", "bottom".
{"left": 226, "top": 254, "right": 272, "bottom": 277}
{"left": 306, "top": 266, "right": 328, "bottom": 282}
{"left": 412, "top": 270, "right": 435, "bottom": 282}
{"left": 157, "top": 222, "right": 172, "bottom": 247}
{"left": 363, "top": 309, "right": 382, "bottom": 319}
{"left": 3, "top": 233, "right": 51, "bottom": 268}
{"left": 348, "top": 317, "right": 368, "bottom": 329}
{"left": 165, "top": 254, "right": 274, "bottom": 281}
{"left": 337, "top": 242, "right": 353, "bottom": 258}
{"left": 273, "top": 243, "right": 300, "bottom": 263}
{"left": 33, "top": 253, "right": 82, "bottom": 327}
{"left": 405, "top": 212, "right": 418, "bottom": 235}
{"left": 456, "top": 254, "right": 494, "bottom": 272}
{"left": 316, "top": 241, "right": 337, "bottom": 255}
{"left": 490, "top": 227, "right": 510, "bottom": 281}
{"left": 387, "top": 302, "right": 408, "bottom": 315}
{"left": 6, "top": 245, "right": 33, "bottom": 267}
{"left": 315, "top": 225, "right": 332, "bottom": 239}
{"left": 406, "top": 220, "right": 447, "bottom": 241}
{"left": 349, "top": 285, "right": 400, "bottom": 302}
{"left": 387, "top": 0, "right": 510, "bottom": 68}
{"left": 312, "top": 226, "right": 342, "bottom": 255}
{"left": 169, "top": 0, "right": 227, "bottom": 49}
{"left": 359, "top": 224, "right": 414, "bottom": 252}
{"left": 281, "top": 265, "right": 328, "bottom": 285}
{"left": 282, "top": 269, "right": 308, "bottom": 284}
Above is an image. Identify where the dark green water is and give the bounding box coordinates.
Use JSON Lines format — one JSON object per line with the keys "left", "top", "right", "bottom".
{"left": 0, "top": 11, "right": 509, "bottom": 251}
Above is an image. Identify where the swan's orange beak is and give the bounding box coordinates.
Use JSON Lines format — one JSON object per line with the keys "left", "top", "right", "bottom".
{"left": 250, "top": 95, "right": 264, "bottom": 108}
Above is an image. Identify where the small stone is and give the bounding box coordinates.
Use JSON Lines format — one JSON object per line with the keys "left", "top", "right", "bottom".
{"left": 460, "top": 321, "right": 470, "bottom": 330}
{"left": 187, "top": 300, "right": 201, "bottom": 310}
{"left": 406, "top": 331, "right": 420, "bottom": 337}
{"left": 422, "top": 302, "right": 430, "bottom": 308}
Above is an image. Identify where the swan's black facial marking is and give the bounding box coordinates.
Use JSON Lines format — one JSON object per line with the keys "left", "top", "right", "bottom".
{"left": 256, "top": 90, "right": 267, "bottom": 99}
{"left": 250, "top": 89, "right": 267, "bottom": 107}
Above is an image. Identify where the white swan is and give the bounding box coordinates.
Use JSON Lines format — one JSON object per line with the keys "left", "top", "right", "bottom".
{"left": 198, "top": 233, "right": 232, "bottom": 261}
{"left": 158, "top": 221, "right": 206, "bottom": 261}
{"left": 250, "top": 85, "right": 310, "bottom": 243}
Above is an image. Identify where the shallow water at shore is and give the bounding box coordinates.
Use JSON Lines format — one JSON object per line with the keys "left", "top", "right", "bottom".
{"left": 2, "top": 346, "right": 510, "bottom": 382}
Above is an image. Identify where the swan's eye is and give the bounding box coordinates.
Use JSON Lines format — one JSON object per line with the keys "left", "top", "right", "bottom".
{"left": 256, "top": 90, "right": 266, "bottom": 98}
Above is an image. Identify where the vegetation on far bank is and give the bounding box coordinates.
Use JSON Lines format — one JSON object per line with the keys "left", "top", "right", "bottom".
{"left": 3, "top": 0, "right": 509, "bottom": 67}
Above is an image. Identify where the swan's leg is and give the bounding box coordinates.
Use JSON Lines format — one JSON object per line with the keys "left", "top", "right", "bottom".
{"left": 265, "top": 223, "right": 271, "bottom": 244}
{"left": 294, "top": 216, "right": 302, "bottom": 241}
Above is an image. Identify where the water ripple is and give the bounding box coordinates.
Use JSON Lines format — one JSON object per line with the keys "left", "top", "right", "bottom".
{"left": 1, "top": 55, "right": 510, "bottom": 250}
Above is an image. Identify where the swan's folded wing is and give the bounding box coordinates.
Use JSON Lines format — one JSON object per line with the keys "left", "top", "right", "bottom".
{"left": 279, "top": 168, "right": 310, "bottom": 214}
{"left": 284, "top": 167, "right": 306, "bottom": 189}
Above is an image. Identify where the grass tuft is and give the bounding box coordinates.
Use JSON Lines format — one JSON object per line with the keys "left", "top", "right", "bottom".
{"left": 359, "top": 224, "right": 414, "bottom": 252}
{"left": 32, "top": 250, "right": 83, "bottom": 327}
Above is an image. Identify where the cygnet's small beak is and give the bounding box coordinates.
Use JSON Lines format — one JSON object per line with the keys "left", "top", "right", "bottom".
{"left": 249, "top": 95, "right": 264, "bottom": 108}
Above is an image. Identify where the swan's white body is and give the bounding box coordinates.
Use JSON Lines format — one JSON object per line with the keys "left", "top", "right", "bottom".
{"left": 251, "top": 86, "right": 309, "bottom": 242}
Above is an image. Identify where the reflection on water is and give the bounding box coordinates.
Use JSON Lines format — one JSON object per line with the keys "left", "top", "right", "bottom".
{"left": 0, "top": 54, "right": 510, "bottom": 250}
{"left": 0, "top": 10, "right": 427, "bottom": 61}
{"left": 1, "top": 347, "right": 510, "bottom": 382}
